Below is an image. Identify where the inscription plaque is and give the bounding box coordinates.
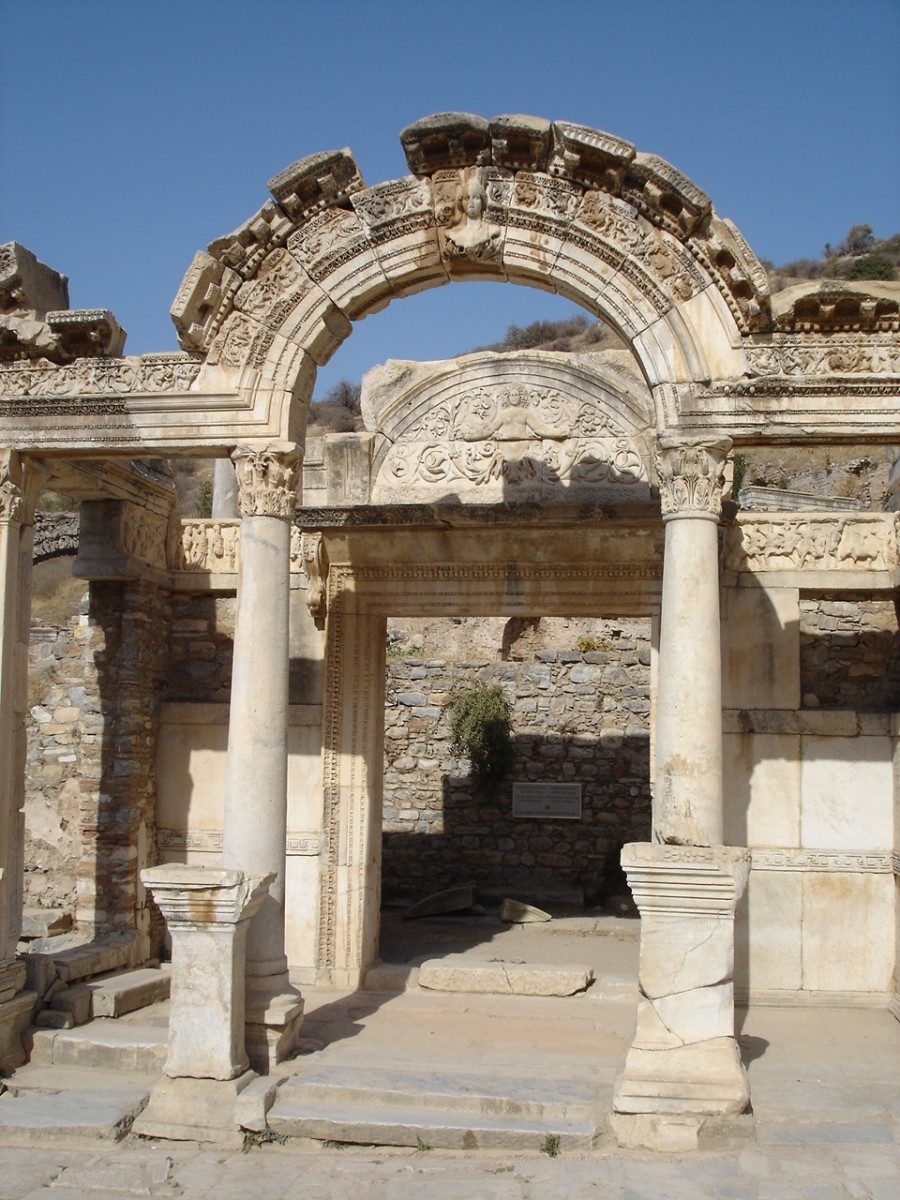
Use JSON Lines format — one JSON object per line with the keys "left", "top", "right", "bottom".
{"left": 512, "top": 782, "right": 582, "bottom": 820}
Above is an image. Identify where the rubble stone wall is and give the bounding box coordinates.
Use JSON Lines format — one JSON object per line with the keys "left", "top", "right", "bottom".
{"left": 381, "top": 617, "right": 653, "bottom": 905}
{"left": 800, "top": 596, "right": 900, "bottom": 711}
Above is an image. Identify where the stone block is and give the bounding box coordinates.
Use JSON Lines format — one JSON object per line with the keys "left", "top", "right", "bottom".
{"left": 87, "top": 966, "right": 171, "bottom": 1018}
{"left": 0, "top": 992, "right": 37, "bottom": 1072}
{"left": 418, "top": 956, "right": 592, "bottom": 996}
{"left": 800, "top": 736, "right": 893, "bottom": 849}
{"left": 35, "top": 1008, "right": 75, "bottom": 1029}
{"left": 132, "top": 1069, "right": 256, "bottom": 1147}
{"left": 52, "top": 940, "right": 129, "bottom": 984}
{"left": 50, "top": 983, "right": 92, "bottom": 1025}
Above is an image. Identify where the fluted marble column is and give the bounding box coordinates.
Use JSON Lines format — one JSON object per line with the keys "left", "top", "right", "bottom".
{"left": 222, "top": 443, "right": 304, "bottom": 1072}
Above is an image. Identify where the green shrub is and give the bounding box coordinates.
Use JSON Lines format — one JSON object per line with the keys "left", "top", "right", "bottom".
{"left": 449, "top": 685, "right": 514, "bottom": 789}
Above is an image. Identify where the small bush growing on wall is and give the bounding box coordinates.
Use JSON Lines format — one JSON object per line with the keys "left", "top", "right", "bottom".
{"left": 449, "top": 685, "right": 514, "bottom": 789}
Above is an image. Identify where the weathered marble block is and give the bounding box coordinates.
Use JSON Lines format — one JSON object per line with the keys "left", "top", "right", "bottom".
{"left": 141, "top": 864, "right": 273, "bottom": 1081}
{"left": 614, "top": 842, "right": 750, "bottom": 1120}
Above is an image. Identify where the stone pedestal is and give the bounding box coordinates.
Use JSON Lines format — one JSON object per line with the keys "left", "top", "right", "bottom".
{"left": 222, "top": 445, "right": 304, "bottom": 1070}
{"left": 134, "top": 865, "right": 273, "bottom": 1142}
{"left": 612, "top": 843, "right": 750, "bottom": 1144}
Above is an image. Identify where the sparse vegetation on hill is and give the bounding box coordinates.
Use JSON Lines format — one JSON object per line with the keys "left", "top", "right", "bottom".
{"left": 307, "top": 316, "right": 620, "bottom": 432}
{"left": 766, "top": 224, "right": 899, "bottom": 291}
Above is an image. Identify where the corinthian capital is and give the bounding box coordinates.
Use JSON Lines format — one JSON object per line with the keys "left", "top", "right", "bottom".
{"left": 655, "top": 435, "right": 732, "bottom": 520}
{"left": 231, "top": 444, "right": 302, "bottom": 518}
{"left": 0, "top": 451, "right": 24, "bottom": 525}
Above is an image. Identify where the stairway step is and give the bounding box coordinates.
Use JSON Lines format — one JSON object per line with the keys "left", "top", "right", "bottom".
{"left": 29, "top": 1016, "right": 167, "bottom": 1072}
{"left": 0, "top": 1081, "right": 150, "bottom": 1146}
{"left": 277, "top": 1062, "right": 598, "bottom": 1121}
{"left": 86, "top": 965, "right": 171, "bottom": 1018}
{"left": 268, "top": 1097, "right": 600, "bottom": 1150}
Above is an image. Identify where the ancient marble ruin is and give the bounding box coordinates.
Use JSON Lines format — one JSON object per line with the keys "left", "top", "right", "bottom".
{"left": 1, "top": 112, "right": 898, "bottom": 1149}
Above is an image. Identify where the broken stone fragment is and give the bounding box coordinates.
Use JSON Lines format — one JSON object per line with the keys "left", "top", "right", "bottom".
{"left": 499, "top": 898, "right": 551, "bottom": 923}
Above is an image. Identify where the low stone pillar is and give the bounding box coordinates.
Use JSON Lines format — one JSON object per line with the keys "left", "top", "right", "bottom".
{"left": 611, "top": 843, "right": 751, "bottom": 1149}
{"left": 222, "top": 444, "right": 304, "bottom": 1072}
{"left": 133, "top": 865, "right": 273, "bottom": 1144}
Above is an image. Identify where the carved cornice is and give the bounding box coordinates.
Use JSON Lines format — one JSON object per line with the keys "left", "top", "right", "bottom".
{"left": 232, "top": 444, "right": 301, "bottom": 518}
{"left": 655, "top": 436, "right": 731, "bottom": 520}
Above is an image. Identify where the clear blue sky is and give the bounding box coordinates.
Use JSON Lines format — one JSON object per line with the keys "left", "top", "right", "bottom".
{"left": 2, "top": 0, "right": 898, "bottom": 398}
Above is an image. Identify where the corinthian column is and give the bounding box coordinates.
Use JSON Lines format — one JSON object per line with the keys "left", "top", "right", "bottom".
{"left": 653, "top": 436, "right": 731, "bottom": 846}
{"left": 612, "top": 435, "right": 750, "bottom": 1151}
{"left": 222, "top": 443, "right": 304, "bottom": 1072}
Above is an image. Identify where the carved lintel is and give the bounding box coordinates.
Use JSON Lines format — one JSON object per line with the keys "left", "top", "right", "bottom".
{"left": 655, "top": 436, "right": 731, "bottom": 520}
{"left": 0, "top": 450, "right": 23, "bottom": 525}
{"left": 300, "top": 530, "right": 329, "bottom": 627}
{"left": 232, "top": 444, "right": 301, "bottom": 518}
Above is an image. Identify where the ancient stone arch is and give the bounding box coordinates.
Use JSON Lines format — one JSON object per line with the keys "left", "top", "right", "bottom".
{"left": 1, "top": 112, "right": 898, "bottom": 1148}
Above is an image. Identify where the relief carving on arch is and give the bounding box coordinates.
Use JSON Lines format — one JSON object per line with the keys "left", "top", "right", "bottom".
{"left": 375, "top": 382, "right": 648, "bottom": 501}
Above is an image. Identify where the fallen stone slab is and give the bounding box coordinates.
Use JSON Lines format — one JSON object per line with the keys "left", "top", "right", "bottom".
{"left": 500, "top": 898, "right": 551, "bottom": 923}
{"left": 417, "top": 956, "right": 593, "bottom": 996}
{"left": 404, "top": 884, "right": 478, "bottom": 920}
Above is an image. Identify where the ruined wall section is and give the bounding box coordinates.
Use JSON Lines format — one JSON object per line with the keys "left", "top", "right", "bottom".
{"left": 800, "top": 596, "right": 900, "bottom": 711}
{"left": 381, "top": 617, "right": 652, "bottom": 905}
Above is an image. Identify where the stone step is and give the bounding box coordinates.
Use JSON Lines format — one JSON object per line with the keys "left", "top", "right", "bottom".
{"left": 85, "top": 965, "right": 171, "bottom": 1018}
{"left": 0, "top": 1079, "right": 151, "bottom": 1147}
{"left": 28, "top": 1013, "right": 168, "bottom": 1072}
{"left": 417, "top": 956, "right": 593, "bottom": 996}
{"left": 268, "top": 1063, "right": 603, "bottom": 1149}
{"left": 269, "top": 1098, "right": 600, "bottom": 1150}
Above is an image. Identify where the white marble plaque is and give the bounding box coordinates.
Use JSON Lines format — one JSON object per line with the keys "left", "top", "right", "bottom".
{"left": 512, "top": 782, "right": 582, "bottom": 820}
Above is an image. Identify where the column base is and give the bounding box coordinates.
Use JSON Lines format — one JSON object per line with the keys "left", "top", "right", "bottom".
{"left": 609, "top": 1109, "right": 755, "bottom": 1153}
{"left": 614, "top": 1035, "right": 750, "bottom": 1116}
{"left": 245, "top": 974, "right": 304, "bottom": 1074}
{"left": 0, "top": 990, "right": 36, "bottom": 1072}
{"left": 133, "top": 1069, "right": 258, "bottom": 1148}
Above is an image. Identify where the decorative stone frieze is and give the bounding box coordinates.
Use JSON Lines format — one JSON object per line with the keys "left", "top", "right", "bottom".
{"left": 232, "top": 445, "right": 301, "bottom": 518}
{"left": 725, "top": 513, "right": 897, "bottom": 574}
{"left": 655, "top": 436, "right": 731, "bottom": 520}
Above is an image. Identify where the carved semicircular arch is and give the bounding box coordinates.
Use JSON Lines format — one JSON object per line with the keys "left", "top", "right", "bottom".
{"left": 363, "top": 349, "right": 656, "bottom": 505}
{"left": 171, "top": 113, "right": 770, "bottom": 439}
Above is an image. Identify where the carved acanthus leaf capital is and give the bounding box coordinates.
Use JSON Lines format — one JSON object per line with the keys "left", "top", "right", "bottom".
{"left": 655, "top": 435, "right": 732, "bottom": 520}
{"left": 232, "top": 444, "right": 302, "bottom": 518}
{"left": 0, "top": 451, "right": 24, "bottom": 525}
